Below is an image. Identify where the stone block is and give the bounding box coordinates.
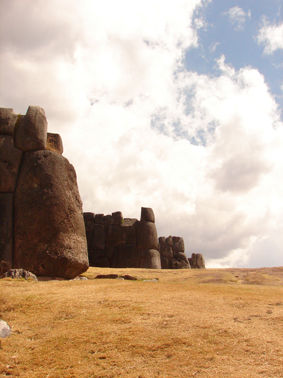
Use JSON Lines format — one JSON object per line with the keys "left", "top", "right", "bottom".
{"left": 94, "top": 214, "right": 105, "bottom": 224}
{"left": 14, "top": 150, "right": 89, "bottom": 278}
{"left": 141, "top": 249, "right": 161, "bottom": 269}
{"left": 93, "top": 223, "right": 105, "bottom": 250}
{"left": 140, "top": 207, "right": 155, "bottom": 222}
{"left": 0, "top": 193, "right": 13, "bottom": 272}
{"left": 14, "top": 106, "right": 47, "bottom": 151}
{"left": 137, "top": 221, "right": 159, "bottom": 251}
{"left": 172, "top": 236, "right": 185, "bottom": 253}
{"left": 0, "top": 108, "right": 17, "bottom": 135}
{"left": 0, "top": 135, "right": 22, "bottom": 192}
{"left": 47, "top": 133, "right": 63, "bottom": 154}
{"left": 112, "top": 211, "right": 123, "bottom": 225}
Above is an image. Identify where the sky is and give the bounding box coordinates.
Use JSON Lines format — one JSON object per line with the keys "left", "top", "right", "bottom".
{"left": 0, "top": 0, "right": 283, "bottom": 268}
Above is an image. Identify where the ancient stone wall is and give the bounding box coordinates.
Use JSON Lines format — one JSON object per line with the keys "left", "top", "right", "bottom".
{"left": 0, "top": 106, "right": 89, "bottom": 278}
{"left": 158, "top": 236, "right": 190, "bottom": 269}
{"left": 84, "top": 207, "right": 161, "bottom": 269}
{"left": 159, "top": 235, "right": 205, "bottom": 269}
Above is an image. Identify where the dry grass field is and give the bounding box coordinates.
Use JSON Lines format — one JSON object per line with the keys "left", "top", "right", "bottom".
{"left": 0, "top": 267, "right": 283, "bottom": 377}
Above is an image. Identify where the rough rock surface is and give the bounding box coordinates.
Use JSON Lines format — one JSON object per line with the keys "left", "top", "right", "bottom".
{"left": 159, "top": 236, "right": 190, "bottom": 269}
{"left": 142, "top": 249, "right": 161, "bottom": 269}
{"left": 0, "top": 320, "right": 11, "bottom": 338}
{"left": 14, "top": 150, "right": 88, "bottom": 278}
{"left": 0, "top": 194, "right": 13, "bottom": 271}
{"left": 0, "top": 135, "right": 22, "bottom": 192}
{"left": 189, "top": 253, "right": 206, "bottom": 269}
{"left": 2, "top": 268, "right": 38, "bottom": 281}
{"left": 84, "top": 207, "right": 161, "bottom": 269}
{"left": 0, "top": 108, "right": 17, "bottom": 135}
{"left": 47, "top": 133, "right": 63, "bottom": 154}
{"left": 14, "top": 106, "right": 47, "bottom": 151}
{"left": 0, "top": 106, "right": 89, "bottom": 278}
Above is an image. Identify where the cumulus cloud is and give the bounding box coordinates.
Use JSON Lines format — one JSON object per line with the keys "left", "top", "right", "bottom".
{"left": 224, "top": 6, "right": 251, "bottom": 31}
{"left": 257, "top": 20, "right": 283, "bottom": 54}
{"left": 0, "top": 0, "right": 283, "bottom": 268}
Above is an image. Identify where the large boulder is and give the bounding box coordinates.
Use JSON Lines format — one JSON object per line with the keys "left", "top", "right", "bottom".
{"left": 141, "top": 249, "right": 161, "bottom": 269}
{"left": 47, "top": 133, "right": 63, "bottom": 154}
{"left": 14, "top": 150, "right": 89, "bottom": 278}
{"left": 14, "top": 106, "right": 47, "bottom": 151}
{"left": 189, "top": 253, "right": 205, "bottom": 269}
{"left": 136, "top": 221, "right": 159, "bottom": 251}
{"left": 159, "top": 235, "right": 190, "bottom": 269}
{"left": 159, "top": 236, "right": 173, "bottom": 269}
{"left": 0, "top": 108, "right": 17, "bottom": 135}
{"left": 140, "top": 207, "right": 155, "bottom": 223}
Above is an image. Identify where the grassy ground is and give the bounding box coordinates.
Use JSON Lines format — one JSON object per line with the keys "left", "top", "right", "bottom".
{"left": 0, "top": 267, "right": 283, "bottom": 377}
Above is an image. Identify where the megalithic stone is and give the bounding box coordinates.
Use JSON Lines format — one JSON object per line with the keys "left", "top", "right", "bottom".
{"left": 0, "top": 108, "right": 17, "bottom": 135}
{"left": 14, "top": 150, "right": 89, "bottom": 278}
{"left": 47, "top": 133, "right": 63, "bottom": 154}
{"left": 0, "top": 135, "right": 22, "bottom": 192}
{"left": 0, "top": 193, "right": 13, "bottom": 273}
{"left": 14, "top": 106, "right": 47, "bottom": 151}
{"left": 137, "top": 207, "right": 160, "bottom": 268}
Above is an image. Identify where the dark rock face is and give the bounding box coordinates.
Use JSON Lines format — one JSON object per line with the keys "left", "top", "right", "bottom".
{"left": 0, "top": 194, "right": 13, "bottom": 272}
{"left": 0, "top": 135, "right": 22, "bottom": 192}
{"left": 142, "top": 249, "right": 161, "bottom": 269}
{"left": 84, "top": 207, "right": 161, "bottom": 269}
{"left": 14, "top": 150, "right": 88, "bottom": 278}
{"left": 159, "top": 236, "right": 190, "bottom": 269}
{"left": 0, "top": 108, "right": 17, "bottom": 135}
{"left": 0, "top": 106, "right": 89, "bottom": 278}
{"left": 189, "top": 253, "right": 206, "bottom": 269}
{"left": 140, "top": 207, "right": 155, "bottom": 222}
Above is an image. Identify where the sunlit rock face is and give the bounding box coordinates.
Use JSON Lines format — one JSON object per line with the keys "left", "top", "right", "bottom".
{"left": 0, "top": 106, "right": 89, "bottom": 279}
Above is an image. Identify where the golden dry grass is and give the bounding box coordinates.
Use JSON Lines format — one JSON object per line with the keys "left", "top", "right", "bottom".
{"left": 0, "top": 267, "right": 283, "bottom": 377}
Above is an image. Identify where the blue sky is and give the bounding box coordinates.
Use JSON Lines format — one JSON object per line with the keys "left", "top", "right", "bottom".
{"left": 0, "top": 0, "right": 283, "bottom": 268}
{"left": 187, "top": 0, "right": 282, "bottom": 118}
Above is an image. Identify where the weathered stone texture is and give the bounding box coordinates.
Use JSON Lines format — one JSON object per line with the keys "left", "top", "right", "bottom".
{"left": 142, "top": 249, "right": 161, "bottom": 269}
{"left": 159, "top": 235, "right": 191, "bottom": 269}
{"left": 140, "top": 207, "right": 155, "bottom": 223}
{"left": 0, "top": 135, "right": 22, "bottom": 192}
{"left": 14, "top": 106, "right": 47, "bottom": 151}
{"left": 14, "top": 150, "right": 88, "bottom": 278}
{"left": 136, "top": 221, "right": 159, "bottom": 251}
{"left": 189, "top": 253, "right": 206, "bottom": 269}
{"left": 0, "top": 108, "right": 17, "bottom": 135}
{"left": 47, "top": 133, "right": 63, "bottom": 154}
{"left": 0, "top": 194, "right": 13, "bottom": 272}
{"left": 84, "top": 207, "right": 161, "bottom": 269}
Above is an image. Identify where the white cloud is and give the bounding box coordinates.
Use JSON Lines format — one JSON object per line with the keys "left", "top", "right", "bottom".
{"left": 257, "top": 21, "right": 283, "bottom": 54}
{"left": 224, "top": 6, "right": 251, "bottom": 31}
{"left": 0, "top": 0, "right": 283, "bottom": 268}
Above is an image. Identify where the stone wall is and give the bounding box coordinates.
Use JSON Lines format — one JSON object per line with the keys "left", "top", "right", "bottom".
{"left": 84, "top": 207, "right": 161, "bottom": 269}
{"left": 159, "top": 236, "right": 205, "bottom": 269}
{"left": 84, "top": 207, "right": 206, "bottom": 269}
{"left": 0, "top": 106, "right": 89, "bottom": 278}
{"left": 158, "top": 236, "right": 190, "bottom": 269}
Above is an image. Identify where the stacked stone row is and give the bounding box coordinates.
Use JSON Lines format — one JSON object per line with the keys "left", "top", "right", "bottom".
{"left": 159, "top": 235, "right": 205, "bottom": 269}
{"left": 0, "top": 106, "right": 88, "bottom": 278}
{"left": 84, "top": 207, "right": 161, "bottom": 269}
